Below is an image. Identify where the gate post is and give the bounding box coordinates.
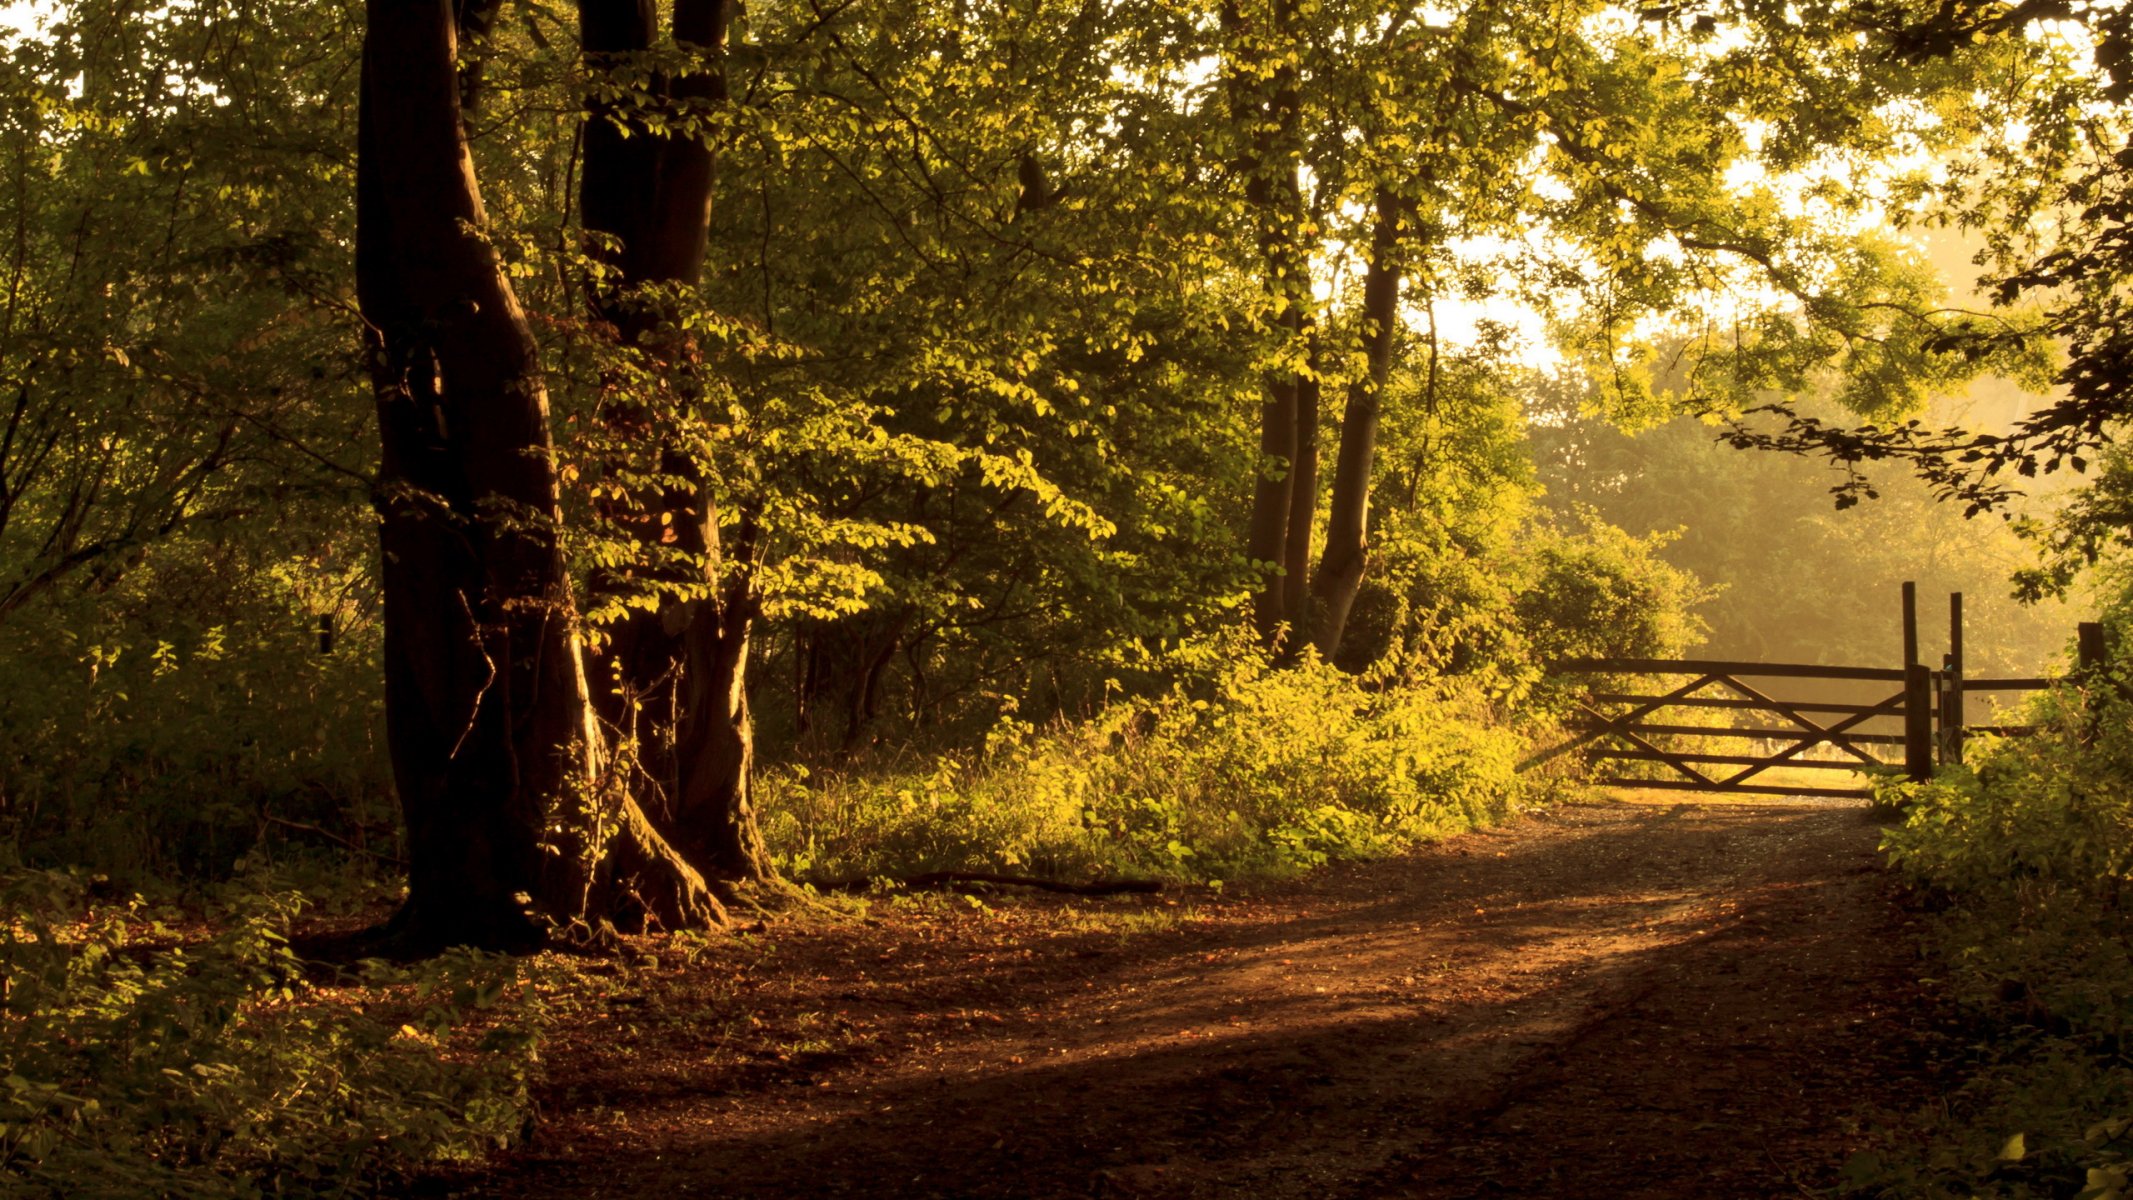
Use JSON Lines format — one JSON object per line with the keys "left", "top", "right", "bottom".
{"left": 1906, "top": 665, "right": 1934, "bottom": 781}
{"left": 1940, "top": 592, "right": 1965, "bottom": 767}
{"left": 2079, "top": 621, "right": 2107, "bottom": 678}
{"left": 1902, "top": 582, "right": 1933, "bottom": 782}
{"left": 1902, "top": 581, "right": 1919, "bottom": 670}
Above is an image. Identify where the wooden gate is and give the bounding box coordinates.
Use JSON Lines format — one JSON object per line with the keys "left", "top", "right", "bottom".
{"left": 1529, "top": 583, "right": 2069, "bottom": 799}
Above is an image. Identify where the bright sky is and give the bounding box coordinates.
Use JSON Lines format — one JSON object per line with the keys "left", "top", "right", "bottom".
{"left": 0, "top": 0, "right": 40, "bottom": 43}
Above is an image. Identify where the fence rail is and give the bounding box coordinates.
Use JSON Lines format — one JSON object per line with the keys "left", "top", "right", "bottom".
{"left": 1554, "top": 657, "right": 1908, "bottom": 681}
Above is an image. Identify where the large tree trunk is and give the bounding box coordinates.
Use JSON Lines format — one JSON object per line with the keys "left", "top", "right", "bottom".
{"left": 668, "top": 573, "right": 767, "bottom": 877}
{"left": 1241, "top": 205, "right": 1326, "bottom": 656}
{"left": 578, "top": 0, "right": 774, "bottom": 888}
{"left": 580, "top": 0, "right": 720, "bottom": 286}
{"left": 358, "top": 0, "right": 718, "bottom": 951}
{"left": 1310, "top": 193, "right": 1403, "bottom": 659}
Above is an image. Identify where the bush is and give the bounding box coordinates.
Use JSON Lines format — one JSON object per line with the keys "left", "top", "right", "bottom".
{"left": 1855, "top": 674, "right": 2133, "bottom": 1198}
{"left": 0, "top": 531, "right": 393, "bottom": 882}
{"left": 760, "top": 638, "right": 1536, "bottom": 885}
{"left": 1513, "top": 516, "right": 1712, "bottom": 666}
{"left": 1341, "top": 506, "right": 1710, "bottom": 700}
{"left": 0, "top": 873, "right": 538, "bottom": 1199}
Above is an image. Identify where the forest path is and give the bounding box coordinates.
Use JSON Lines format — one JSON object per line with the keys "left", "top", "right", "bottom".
{"left": 478, "top": 794, "right": 1941, "bottom": 1199}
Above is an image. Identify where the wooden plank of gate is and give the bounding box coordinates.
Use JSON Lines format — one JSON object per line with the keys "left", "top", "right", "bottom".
{"left": 1595, "top": 777, "right": 1875, "bottom": 799}
{"left": 1599, "top": 674, "right": 1725, "bottom": 728}
{"left": 1591, "top": 749, "right": 1878, "bottom": 770}
{"left": 1587, "top": 722, "right": 1906, "bottom": 745}
{"left": 1710, "top": 674, "right": 1894, "bottom": 772}
{"left": 1515, "top": 674, "right": 1722, "bottom": 771}
{"left": 1553, "top": 657, "right": 1907, "bottom": 681}
{"left": 1583, "top": 693, "right": 1903, "bottom": 716}
{"left": 1575, "top": 703, "right": 1717, "bottom": 786}
{"left": 1728, "top": 690, "right": 1906, "bottom": 781}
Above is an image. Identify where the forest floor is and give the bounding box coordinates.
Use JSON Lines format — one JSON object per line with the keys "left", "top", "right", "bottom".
{"left": 457, "top": 791, "right": 1951, "bottom": 1199}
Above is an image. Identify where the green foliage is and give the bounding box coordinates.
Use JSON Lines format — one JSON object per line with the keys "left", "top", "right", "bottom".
{"left": 0, "top": 0, "right": 389, "bottom": 880}
{"left": 1531, "top": 375, "right": 2076, "bottom": 673}
{"left": 0, "top": 874, "right": 538, "bottom": 1198}
{"left": 1347, "top": 505, "right": 1712, "bottom": 696}
{"left": 761, "top": 636, "right": 1533, "bottom": 884}
{"left": 1842, "top": 1054, "right": 2133, "bottom": 1200}
{"left": 2015, "top": 449, "right": 2133, "bottom": 606}
{"left": 1883, "top": 698, "right": 2133, "bottom": 913}
{"left": 1855, "top": 672, "right": 2133, "bottom": 1198}
{"left": 0, "top": 0, "right": 368, "bottom": 620}
{"left": 1513, "top": 516, "right": 1712, "bottom": 664}
{"left": 1335, "top": 351, "right": 1712, "bottom": 691}
{"left": 0, "top": 531, "right": 390, "bottom": 879}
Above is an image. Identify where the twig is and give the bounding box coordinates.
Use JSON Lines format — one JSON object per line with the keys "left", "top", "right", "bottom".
{"left": 264, "top": 815, "right": 406, "bottom": 866}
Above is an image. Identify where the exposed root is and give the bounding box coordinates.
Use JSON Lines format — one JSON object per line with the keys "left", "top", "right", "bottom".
{"left": 592, "top": 799, "right": 728, "bottom": 932}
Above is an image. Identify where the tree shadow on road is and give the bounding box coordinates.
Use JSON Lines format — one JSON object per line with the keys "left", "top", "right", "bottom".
{"left": 475, "top": 798, "right": 1941, "bottom": 1200}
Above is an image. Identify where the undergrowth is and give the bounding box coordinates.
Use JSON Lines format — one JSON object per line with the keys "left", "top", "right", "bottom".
{"left": 1849, "top": 678, "right": 2133, "bottom": 1199}
{"left": 0, "top": 871, "right": 540, "bottom": 1199}
{"left": 760, "top": 644, "right": 1541, "bottom": 886}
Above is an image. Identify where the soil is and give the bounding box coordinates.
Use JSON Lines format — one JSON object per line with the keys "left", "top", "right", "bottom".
{"left": 465, "top": 791, "right": 1947, "bottom": 1199}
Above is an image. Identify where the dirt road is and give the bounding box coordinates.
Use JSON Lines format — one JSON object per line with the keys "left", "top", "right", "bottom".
{"left": 479, "top": 793, "right": 1940, "bottom": 1199}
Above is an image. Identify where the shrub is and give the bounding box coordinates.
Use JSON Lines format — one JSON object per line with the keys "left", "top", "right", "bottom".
{"left": 0, "top": 873, "right": 538, "bottom": 1198}
{"left": 1855, "top": 673, "right": 2133, "bottom": 1198}
{"left": 0, "top": 531, "right": 393, "bottom": 882}
{"left": 1513, "top": 516, "right": 1712, "bottom": 666}
{"left": 760, "top": 638, "right": 1536, "bottom": 885}
{"left": 1342, "top": 506, "right": 1710, "bottom": 702}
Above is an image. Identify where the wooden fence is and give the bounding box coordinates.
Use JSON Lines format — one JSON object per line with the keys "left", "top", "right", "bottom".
{"left": 1529, "top": 583, "right": 2082, "bottom": 800}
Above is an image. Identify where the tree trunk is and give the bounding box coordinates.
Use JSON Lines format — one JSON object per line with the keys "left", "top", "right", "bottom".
{"left": 1280, "top": 334, "right": 1320, "bottom": 645}
{"left": 669, "top": 576, "right": 768, "bottom": 877}
{"left": 580, "top": 0, "right": 720, "bottom": 287}
{"left": 793, "top": 608, "right": 910, "bottom": 754}
{"left": 1228, "top": 0, "right": 1315, "bottom": 651}
{"left": 1311, "top": 193, "right": 1403, "bottom": 660}
{"left": 358, "top": 0, "right": 717, "bottom": 951}
{"left": 578, "top": 0, "right": 773, "bottom": 889}
{"left": 1247, "top": 372, "right": 1300, "bottom": 644}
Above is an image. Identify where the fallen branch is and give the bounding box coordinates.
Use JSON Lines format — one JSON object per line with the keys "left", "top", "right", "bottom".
{"left": 811, "top": 871, "right": 1163, "bottom": 896}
